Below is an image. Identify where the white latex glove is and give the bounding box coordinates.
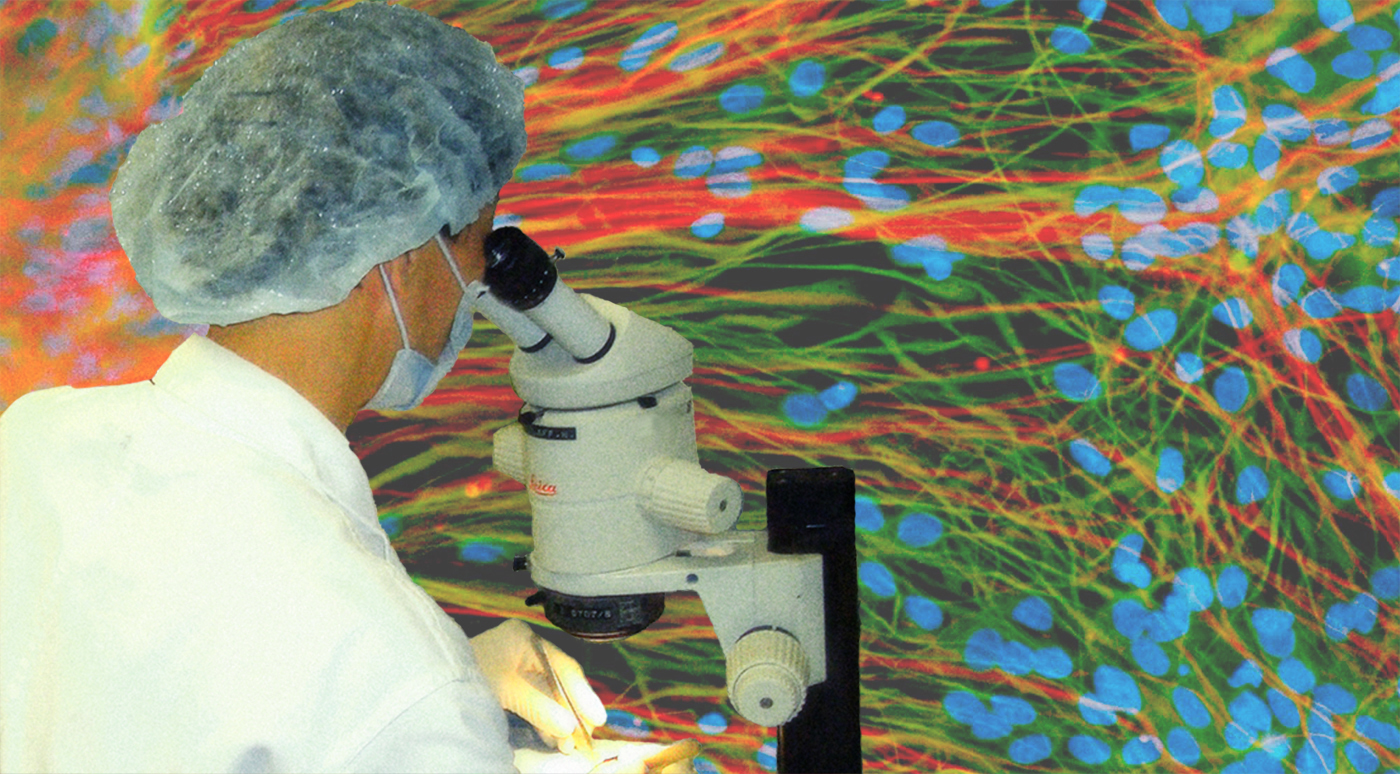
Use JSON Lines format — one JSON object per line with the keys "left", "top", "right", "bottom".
{"left": 472, "top": 619, "right": 608, "bottom": 754}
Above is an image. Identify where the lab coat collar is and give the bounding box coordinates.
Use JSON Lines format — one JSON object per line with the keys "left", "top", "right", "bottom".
{"left": 150, "top": 335, "right": 388, "bottom": 559}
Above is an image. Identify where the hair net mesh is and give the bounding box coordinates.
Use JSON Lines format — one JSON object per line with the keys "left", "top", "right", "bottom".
{"left": 110, "top": 2, "right": 527, "bottom": 325}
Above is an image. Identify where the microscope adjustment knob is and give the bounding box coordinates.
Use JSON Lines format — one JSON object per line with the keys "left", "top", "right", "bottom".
{"left": 726, "top": 628, "right": 809, "bottom": 727}
{"left": 492, "top": 423, "right": 527, "bottom": 484}
{"left": 641, "top": 458, "right": 742, "bottom": 534}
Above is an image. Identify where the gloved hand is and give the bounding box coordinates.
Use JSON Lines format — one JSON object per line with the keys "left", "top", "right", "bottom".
{"left": 471, "top": 618, "right": 608, "bottom": 754}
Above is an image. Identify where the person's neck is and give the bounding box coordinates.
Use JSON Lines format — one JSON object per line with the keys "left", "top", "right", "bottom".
{"left": 206, "top": 303, "right": 388, "bottom": 434}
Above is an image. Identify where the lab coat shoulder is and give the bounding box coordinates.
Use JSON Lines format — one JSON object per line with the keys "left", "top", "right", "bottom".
{"left": 1, "top": 382, "right": 514, "bottom": 772}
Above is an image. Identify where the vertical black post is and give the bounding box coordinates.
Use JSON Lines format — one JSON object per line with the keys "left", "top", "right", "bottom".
{"left": 766, "top": 467, "right": 861, "bottom": 774}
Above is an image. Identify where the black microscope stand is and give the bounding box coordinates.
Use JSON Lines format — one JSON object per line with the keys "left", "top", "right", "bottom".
{"left": 766, "top": 467, "right": 862, "bottom": 774}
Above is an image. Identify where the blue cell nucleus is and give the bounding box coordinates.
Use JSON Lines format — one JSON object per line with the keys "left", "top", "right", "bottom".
{"left": 818, "top": 381, "right": 857, "bottom": 410}
{"left": 1131, "top": 124, "right": 1171, "bottom": 151}
{"left": 720, "top": 83, "right": 765, "bottom": 114}
{"left": 631, "top": 147, "right": 661, "bottom": 167}
{"left": 458, "top": 542, "right": 504, "bottom": 562}
{"left": 1350, "top": 24, "right": 1392, "bottom": 50}
{"left": 1363, "top": 217, "right": 1397, "bottom": 247}
{"left": 1069, "top": 439, "right": 1113, "bottom": 477}
{"left": 619, "top": 22, "right": 678, "bottom": 71}
{"left": 1353, "top": 118, "right": 1395, "bottom": 151}
{"left": 1010, "top": 735, "right": 1052, "bottom": 764}
{"left": 1132, "top": 638, "right": 1170, "bottom": 676}
{"left": 540, "top": 0, "right": 587, "bottom": 19}
{"left": 1082, "top": 233, "right": 1115, "bottom": 260}
{"left": 1157, "top": 446, "right": 1185, "bottom": 493}
{"left": 1355, "top": 715, "right": 1400, "bottom": 749}
{"left": 912, "top": 121, "right": 960, "bottom": 148}
{"left": 788, "top": 60, "right": 825, "bottom": 97}
{"left": 1124, "top": 309, "right": 1177, "bottom": 350}
{"left": 1118, "top": 188, "right": 1167, "bottom": 224}
{"left": 1054, "top": 363, "right": 1102, "bottom": 401}
{"left": 1174, "top": 567, "right": 1213, "bottom": 610}
{"left": 548, "top": 46, "right": 585, "bottom": 70}
{"left": 1123, "top": 736, "right": 1162, "bottom": 764}
{"left": 1175, "top": 352, "right": 1204, "bottom": 383}
{"left": 1211, "top": 84, "right": 1248, "bottom": 137}
{"left": 1254, "top": 134, "right": 1281, "bottom": 180}
{"left": 696, "top": 711, "right": 728, "bottom": 734}
{"left": 783, "top": 393, "right": 826, "bottom": 426}
{"left": 1208, "top": 141, "right": 1248, "bottom": 168}
{"left": 1301, "top": 289, "right": 1342, "bottom": 319}
{"left": 1347, "top": 373, "right": 1390, "bottom": 412}
{"left": 1051, "top": 26, "right": 1092, "bottom": 54}
{"left": 897, "top": 513, "right": 943, "bottom": 548}
{"left": 669, "top": 42, "right": 724, "bottom": 72}
{"left": 1216, "top": 565, "right": 1249, "bottom": 608}
{"left": 1173, "top": 687, "right": 1212, "bottom": 728}
{"left": 1230, "top": 660, "right": 1264, "bottom": 688}
{"left": 1076, "top": 185, "right": 1121, "bottom": 216}
{"left": 1213, "top": 367, "right": 1250, "bottom": 413}
{"left": 1013, "top": 597, "right": 1054, "bottom": 631}
{"left": 1267, "top": 47, "right": 1316, "bottom": 93}
{"left": 565, "top": 134, "right": 618, "bottom": 160}
{"left": 1283, "top": 329, "right": 1323, "bottom": 362}
{"left": 1113, "top": 534, "right": 1151, "bottom": 588}
{"left": 1262, "top": 103, "right": 1312, "bottom": 141}
{"left": 1315, "top": 118, "right": 1351, "bottom": 145}
{"left": 1213, "top": 297, "right": 1254, "bottom": 328}
{"left": 1098, "top": 285, "right": 1135, "bottom": 319}
{"left": 1080, "top": 0, "right": 1107, "bottom": 21}
{"left": 855, "top": 495, "right": 884, "bottom": 532}
{"left": 1334, "top": 50, "right": 1374, "bottom": 79}
{"left": 859, "top": 560, "right": 897, "bottom": 598}
{"left": 1033, "top": 646, "right": 1073, "bottom": 679}
{"left": 905, "top": 595, "right": 944, "bottom": 630}
{"left": 1278, "top": 658, "right": 1317, "bottom": 693}
{"left": 1236, "top": 465, "right": 1270, "bottom": 504}
{"left": 1252, "top": 608, "right": 1296, "bottom": 657}
{"left": 1373, "top": 567, "right": 1400, "bottom": 600}
{"left": 1160, "top": 140, "right": 1205, "bottom": 186}
{"left": 1323, "top": 469, "right": 1361, "bottom": 500}
{"left": 690, "top": 212, "right": 723, "bottom": 239}
{"left": 872, "top": 105, "right": 905, "bottom": 134}
{"left": 1318, "top": 165, "right": 1360, "bottom": 195}
{"left": 1273, "top": 264, "right": 1307, "bottom": 305}
{"left": 1070, "top": 735, "right": 1112, "bottom": 764}
{"left": 1168, "top": 727, "right": 1202, "bottom": 765}
{"left": 1319, "top": 0, "right": 1355, "bottom": 31}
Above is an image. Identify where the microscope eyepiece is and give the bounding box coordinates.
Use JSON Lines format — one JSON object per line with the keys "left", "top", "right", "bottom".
{"left": 480, "top": 226, "right": 616, "bottom": 363}
{"left": 483, "top": 226, "right": 558, "bottom": 311}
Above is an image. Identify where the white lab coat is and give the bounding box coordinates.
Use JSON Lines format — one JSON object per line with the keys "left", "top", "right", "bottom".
{"left": 0, "top": 335, "right": 517, "bottom": 773}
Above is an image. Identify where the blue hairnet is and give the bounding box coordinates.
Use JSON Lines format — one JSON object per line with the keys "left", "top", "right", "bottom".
{"left": 110, "top": 2, "right": 527, "bottom": 325}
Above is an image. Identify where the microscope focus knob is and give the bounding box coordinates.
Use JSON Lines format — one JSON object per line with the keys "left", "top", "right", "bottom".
{"left": 726, "top": 628, "right": 809, "bottom": 727}
{"left": 641, "top": 458, "right": 742, "bottom": 534}
{"left": 492, "top": 423, "right": 527, "bottom": 484}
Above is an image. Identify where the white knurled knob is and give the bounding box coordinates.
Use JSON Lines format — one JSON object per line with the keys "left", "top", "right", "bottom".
{"left": 641, "top": 458, "right": 742, "bottom": 534}
{"left": 726, "top": 628, "right": 809, "bottom": 727}
{"left": 492, "top": 424, "right": 527, "bottom": 484}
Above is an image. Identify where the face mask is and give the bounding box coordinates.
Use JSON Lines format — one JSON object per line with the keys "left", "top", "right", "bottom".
{"left": 364, "top": 233, "right": 474, "bottom": 411}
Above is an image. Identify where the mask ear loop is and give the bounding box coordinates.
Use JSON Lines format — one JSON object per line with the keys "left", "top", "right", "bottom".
{"left": 378, "top": 264, "right": 413, "bottom": 349}
{"left": 435, "top": 233, "right": 471, "bottom": 294}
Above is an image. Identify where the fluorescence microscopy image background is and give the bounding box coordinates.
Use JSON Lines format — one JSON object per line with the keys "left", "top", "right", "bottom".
{"left": 2, "top": 0, "right": 1398, "bottom": 771}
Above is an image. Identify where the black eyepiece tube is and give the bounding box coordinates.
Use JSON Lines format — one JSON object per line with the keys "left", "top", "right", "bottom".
{"left": 480, "top": 226, "right": 615, "bottom": 363}
{"left": 483, "top": 227, "right": 558, "bottom": 311}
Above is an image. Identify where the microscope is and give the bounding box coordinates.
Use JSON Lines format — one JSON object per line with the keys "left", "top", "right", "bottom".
{"left": 465, "top": 228, "right": 861, "bottom": 774}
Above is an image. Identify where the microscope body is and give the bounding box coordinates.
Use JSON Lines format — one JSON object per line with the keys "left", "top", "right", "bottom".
{"left": 469, "top": 230, "right": 828, "bottom": 729}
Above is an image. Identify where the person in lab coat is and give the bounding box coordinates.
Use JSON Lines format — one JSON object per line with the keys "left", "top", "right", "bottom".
{"left": 0, "top": 4, "right": 643, "bottom": 772}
